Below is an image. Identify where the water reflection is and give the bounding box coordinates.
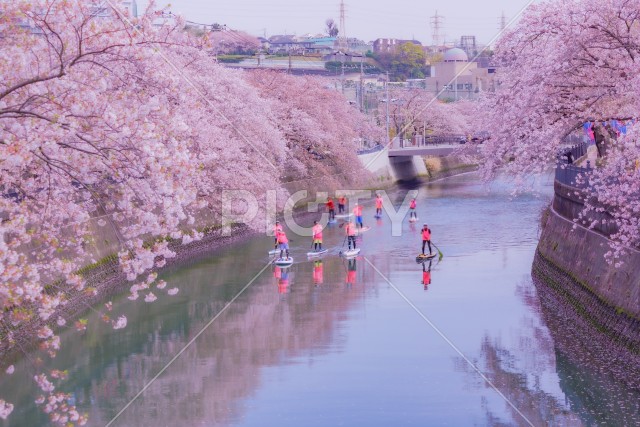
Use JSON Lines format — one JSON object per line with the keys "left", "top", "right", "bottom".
{"left": 421, "top": 259, "right": 433, "bottom": 291}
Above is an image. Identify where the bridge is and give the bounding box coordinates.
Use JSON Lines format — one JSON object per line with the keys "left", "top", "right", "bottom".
{"left": 358, "top": 135, "right": 471, "bottom": 182}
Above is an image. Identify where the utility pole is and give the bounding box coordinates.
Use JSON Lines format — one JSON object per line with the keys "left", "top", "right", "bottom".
{"left": 385, "top": 72, "right": 390, "bottom": 146}
{"left": 288, "top": 51, "right": 292, "bottom": 74}
{"left": 499, "top": 11, "right": 507, "bottom": 32}
{"left": 360, "top": 55, "right": 364, "bottom": 112}
{"left": 338, "top": 0, "right": 347, "bottom": 52}
{"left": 430, "top": 11, "right": 443, "bottom": 48}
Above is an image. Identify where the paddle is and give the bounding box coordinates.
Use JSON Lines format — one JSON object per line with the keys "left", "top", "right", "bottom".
{"left": 431, "top": 242, "right": 443, "bottom": 261}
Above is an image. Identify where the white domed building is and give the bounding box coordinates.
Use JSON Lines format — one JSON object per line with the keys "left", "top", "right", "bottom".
{"left": 423, "top": 47, "right": 497, "bottom": 100}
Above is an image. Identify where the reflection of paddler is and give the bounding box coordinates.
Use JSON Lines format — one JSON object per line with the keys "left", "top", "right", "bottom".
{"left": 422, "top": 260, "right": 432, "bottom": 291}
{"left": 313, "top": 260, "right": 323, "bottom": 285}
{"left": 346, "top": 258, "right": 357, "bottom": 285}
{"left": 278, "top": 268, "right": 290, "bottom": 294}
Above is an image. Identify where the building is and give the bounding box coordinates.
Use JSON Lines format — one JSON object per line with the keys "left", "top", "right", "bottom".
{"left": 423, "top": 47, "right": 497, "bottom": 99}
{"left": 268, "top": 35, "right": 300, "bottom": 54}
{"left": 373, "top": 38, "right": 421, "bottom": 54}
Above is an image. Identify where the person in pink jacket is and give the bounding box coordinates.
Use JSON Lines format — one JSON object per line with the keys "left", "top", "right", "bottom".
{"left": 409, "top": 198, "right": 417, "bottom": 219}
{"left": 277, "top": 229, "right": 290, "bottom": 260}
{"left": 312, "top": 220, "right": 323, "bottom": 251}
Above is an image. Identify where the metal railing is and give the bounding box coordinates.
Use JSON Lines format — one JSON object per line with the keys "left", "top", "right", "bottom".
{"left": 555, "top": 163, "right": 591, "bottom": 189}
{"left": 356, "top": 144, "right": 385, "bottom": 155}
{"left": 557, "top": 140, "right": 588, "bottom": 165}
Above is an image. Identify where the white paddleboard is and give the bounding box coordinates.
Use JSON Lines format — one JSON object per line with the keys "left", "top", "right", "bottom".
{"left": 328, "top": 219, "right": 337, "bottom": 224}
{"left": 341, "top": 248, "right": 361, "bottom": 257}
{"left": 335, "top": 213, "right": 353, "bottom": 218}
{"left": 307, "top": 249, "right": 328, "bottom": 257}
{"left": 409, "top": 217, "right": 418, "bottom": 223}
{"left": 268, "top": 249, "right": 280, "bottom": 256}
{"left": 356, "top": 226, "right": 371, "bottom": 234}
{"left": 274, "top": 257, "right": 294, "bottom": 267}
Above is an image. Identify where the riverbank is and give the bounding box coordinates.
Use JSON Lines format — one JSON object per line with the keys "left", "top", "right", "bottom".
{"left": 533, "top": 205, "right": 640, "bottom": 391}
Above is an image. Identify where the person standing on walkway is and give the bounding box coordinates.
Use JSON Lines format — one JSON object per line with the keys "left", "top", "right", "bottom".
{"left": 345, "top": 220, "right": 357, "bottom": 249}
{"left": 409, "top": 198, "right": 417, "bottom": 219}
{"left": 421, "top": 223, "right": 432, "bottom": 255}
{"left": 326, "top": 197, "right": 336, "bottom": 220}
{"left": 353, "top": 203, "right": 363, "bottom": 228}
{"left": 375, "top": 194, "right": 383, "bottom": 217}
{"left": 312, "top": 220, "right": 323, "bottom": 252}
{"left": 338, "top": 196, "right": 347, "bottom": 214}
{"left": 277, "top": 229, "right": 290, "bottom": 260}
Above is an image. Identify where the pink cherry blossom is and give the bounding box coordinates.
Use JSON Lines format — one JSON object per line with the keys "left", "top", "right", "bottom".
{"left": 481, "top": 0, "right": 640, "bottom": 259}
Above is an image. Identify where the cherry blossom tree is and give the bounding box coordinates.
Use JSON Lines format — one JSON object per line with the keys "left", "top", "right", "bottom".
{"left": 0, "top": 1, "right": 372, "bottom": 422}
{"left": 246, "top": 70, "right": 378, "bottom": 189}
{"left": 481, "top": 0, "right": 640, "bottom": 259}
{"left": 385, "top": 87, "right": 476, "bottom": 139}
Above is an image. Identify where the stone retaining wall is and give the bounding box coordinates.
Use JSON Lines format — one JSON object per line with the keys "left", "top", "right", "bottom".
{"left": 537, "top": 206, "right": 639, "bottom": 318}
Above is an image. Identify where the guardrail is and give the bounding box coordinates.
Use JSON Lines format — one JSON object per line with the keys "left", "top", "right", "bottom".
{"left": 356, "top": 144, "right": 385, "bottom": 155}
{"left": 557, "top": 140, "right": 588, "bottom": 164}
{"left": 555, "top": 163, "right": 591, "bottom": 189}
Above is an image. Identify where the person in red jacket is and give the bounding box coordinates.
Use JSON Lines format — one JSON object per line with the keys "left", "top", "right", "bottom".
{"left": 273, "top": 220, "right": 283, "bottom": 249}
{"left": 338, "top": 196, "right": 347, "bottom": 214}
{"left": 375, "top": 194, "right": 383, "bottom": 217}
{"left": 409, "top": 198, "right": 417, "bottom": 219}
{"left": 326, "top": 197, "right": 336, "bottom": 220}
{"left": 421, "top": 223, "right": 432, "bottom": 255}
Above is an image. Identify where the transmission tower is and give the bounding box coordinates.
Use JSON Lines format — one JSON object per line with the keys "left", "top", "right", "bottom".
{"left": 430, "top": 11, "right": 443, "bottom": 47}
{"left": 499, "top": 10, "right": 507, "bottom": 31}
{"left": 338, "top": 0, "right": 347, "bottom": 52}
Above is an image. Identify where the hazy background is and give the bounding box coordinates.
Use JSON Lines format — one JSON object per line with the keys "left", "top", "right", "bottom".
{"left": 139, "top": 0, "right": 541, "bottom": 46}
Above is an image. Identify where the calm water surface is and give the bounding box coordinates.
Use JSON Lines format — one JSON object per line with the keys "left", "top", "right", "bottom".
{"left": 2, "top": 173, "right": 638, "bottom": 426}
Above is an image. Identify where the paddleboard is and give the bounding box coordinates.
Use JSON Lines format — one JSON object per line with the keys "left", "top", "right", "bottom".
{"left": 307, "top": 249, "right": 328, "bottom": 257}
{"left": 356, "top": 226, "right": 371, "bottom": 234}
{"left": 335, "top": 213, "right": 353, "bottom": 218}
{"left": 328, "top": 219, "right": 337, "bottom": 224}
{"left": 274, "top": 257, "right": 294, "bottom": 267}
{"left": 415, "top": 253, "right": 436, "bottom": 262}
{"left": 268, "top": 249, "right": 280, "bottom": 256}
{"left": 374, "top": 214, "right": 382, "bottom": 219}
{"left": 341, "top": 248, "right": 361, "bottom": 257}
{"left": 409, "top": 217, "right": 418, "bottom": 223}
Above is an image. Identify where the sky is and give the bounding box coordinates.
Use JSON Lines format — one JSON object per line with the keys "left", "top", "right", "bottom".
{"left": 139, "top": 0, "right": 540, "bottom": 46}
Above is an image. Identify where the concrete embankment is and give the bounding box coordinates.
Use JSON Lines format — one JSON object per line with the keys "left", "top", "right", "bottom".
{"left": 533, "top": 181, "right": 640, "bottom": 390}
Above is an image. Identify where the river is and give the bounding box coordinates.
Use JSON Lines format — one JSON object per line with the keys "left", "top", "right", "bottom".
{"left": 2, "top": 173, "right": 638, "bottom": 426}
